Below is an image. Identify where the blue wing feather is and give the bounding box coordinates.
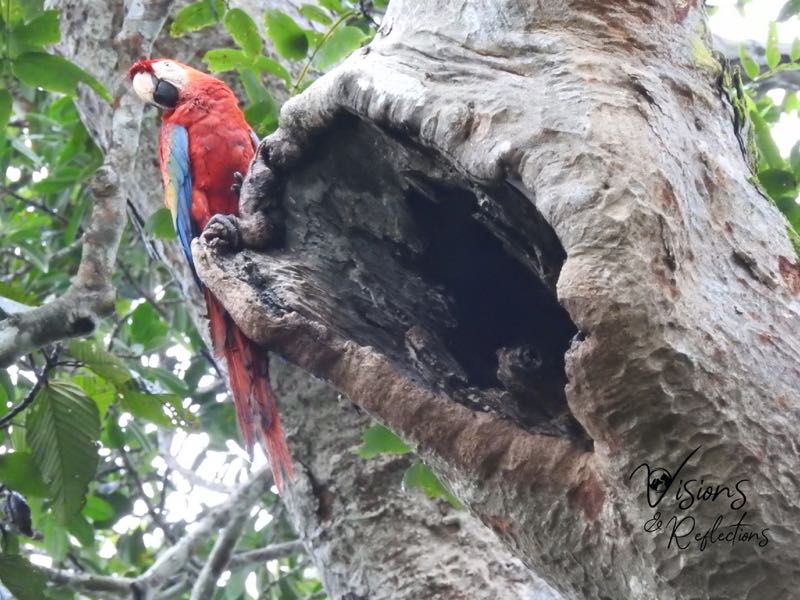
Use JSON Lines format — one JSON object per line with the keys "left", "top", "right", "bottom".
{"left": 161, "top": 123, "right": 201, "bottom": 287}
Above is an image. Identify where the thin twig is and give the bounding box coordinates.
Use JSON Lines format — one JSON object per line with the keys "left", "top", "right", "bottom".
{"left": 228, "top": 540, "right": 304, "bottom": 569}
{"left": 137, "top": 466, "right": 272, "bottom": 592}
{"left": 119, "top": 445, "right": 178, "bottom": 544}
{"left": 0, "top": 347, "right": 58, "bottom": 429}
{"left": 118, "top": 261, "right": 171, "bottom": 321}
{"left": 0, "top": 185, "right": 69, "bottom": 225}
{"left": 106, "top": 305, "right": 137, "bottom": 352}
{"left": 291, "top": 10, "right": 356, "bottom": 94}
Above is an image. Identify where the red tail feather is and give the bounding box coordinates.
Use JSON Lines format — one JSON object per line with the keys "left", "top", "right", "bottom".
{"left": 204, "top": 289, "right": 294, "bottom": 490}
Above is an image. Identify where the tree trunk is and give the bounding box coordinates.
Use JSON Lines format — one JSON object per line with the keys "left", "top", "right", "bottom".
{"left": 273, "top": 358, "right": 559, "bottom": 599}
{"left": 51, "top": 1, "right": 555, "bottom": 597}
{"left": 193, "top": 1, "right": 800, "bottom": 599}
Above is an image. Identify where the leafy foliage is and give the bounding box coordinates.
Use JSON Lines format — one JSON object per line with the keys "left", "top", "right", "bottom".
{"left": 172, "top": 0, "right": 377, "bottom": 135}
{"left": 356, "top": 425, "right": 461, "bottom": 507}
{"left": 0, "top": 554, "right": 46, "bottom": 600}
{"left": 734, "top": 17, "right": 800, "bottom": 253}
{"left": 355, "top": 424, "right": 410, "bottom": 458}
{"left": 402, "top": 462, "right": 461, "bottom": 509}
{"left": 0, "top": 0, "right": 379, "bottom": 597}
{"left": 26, "top": 380, "right": 101, "bottom": 523}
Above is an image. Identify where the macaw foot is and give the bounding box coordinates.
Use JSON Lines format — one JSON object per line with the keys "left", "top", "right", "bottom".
{"left": 231, "top": 171, "right": 244, "bottom": 196}
{"left": 202, "top": 214, "right": 242, "bottom": 250}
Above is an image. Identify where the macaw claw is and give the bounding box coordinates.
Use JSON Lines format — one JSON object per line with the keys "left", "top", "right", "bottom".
{"left": 202, "top": 213, "right": 241, "bottom": 250}
{"left": 231, "top": 171, "right": 244, "bottom": 196}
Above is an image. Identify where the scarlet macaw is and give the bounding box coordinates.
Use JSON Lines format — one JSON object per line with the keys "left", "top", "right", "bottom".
{"left": 128, "top": 58, "right": 293, "bottom": 489}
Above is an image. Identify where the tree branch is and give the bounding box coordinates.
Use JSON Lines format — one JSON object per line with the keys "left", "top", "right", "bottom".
{"left": 227, "top": 540, "right": 304, "bottom": 569}
{"left": 136, "top": 466, "right": 272, "bottom": 592}
{"left": 39, "top": 566, "right": 134, "bottom": 596}
{"left": 0, "top": 164, "right": 123, "bottom": 367}
{"left": 190, "top": 511, "right": 249, "bottom": 600}
{"left": 42, "top": 467, "right": 274, "bottom": 597}
{"left": 0, "top": 0, "right": 177, "bottom": 368}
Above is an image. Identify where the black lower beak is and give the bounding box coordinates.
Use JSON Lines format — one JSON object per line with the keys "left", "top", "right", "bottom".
{"left": 153, "top": 78, "right": 179, "bottom": 109}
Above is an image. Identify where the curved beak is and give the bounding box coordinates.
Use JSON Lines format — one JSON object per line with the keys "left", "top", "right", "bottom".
{"left": 132, "top": 72, "right": 179, "bottom": 109}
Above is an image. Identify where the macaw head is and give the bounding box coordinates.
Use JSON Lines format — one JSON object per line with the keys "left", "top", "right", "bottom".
{"left": 128, "top": 58, "right": 204, "bottom": 110}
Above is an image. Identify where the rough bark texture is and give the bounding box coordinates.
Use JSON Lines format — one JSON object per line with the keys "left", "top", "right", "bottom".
{"left": 192, "top": 1, "right": 800, "bottom": 599}
{"left": 274, "top": 357, "right": 559, "bottom": 600}
{"left": 51, "top": 1, "right": 554, "bottom": 598}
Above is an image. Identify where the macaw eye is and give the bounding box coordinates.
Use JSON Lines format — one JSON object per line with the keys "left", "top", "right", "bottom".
{"left": 154, "top": 79, "right": 179, "bottom": 108}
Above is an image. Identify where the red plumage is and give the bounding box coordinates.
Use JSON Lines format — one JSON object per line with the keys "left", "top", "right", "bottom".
{"left": 131, "top": 59, "right": 293, "bottom": 489}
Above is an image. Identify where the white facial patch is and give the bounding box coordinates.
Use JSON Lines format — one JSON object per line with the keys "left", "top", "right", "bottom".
{"left": 151, "top": 61, "right": 188, "bottom": 90}
{"left": 132, "top": 72, "right": 156, "bottom": 103}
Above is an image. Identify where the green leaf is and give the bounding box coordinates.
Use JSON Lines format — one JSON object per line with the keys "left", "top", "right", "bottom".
{"left": 402, "top": 461, "right": 461, "bottom": 508}
{"left": 778, "top": 0, "right": 800, "bottom": 21}
{"left": 0, "top": 90, "right": 12, "bottom": 131}
{"left": 738, "top": 45, "right": 760, "bottom": 79}
{"left": 12, "top": 52, "right": 112, "bottom": 103}
{"left": 129, "top": 303, "right": 168, "bottom": 350}
{"left": 766, "top": 22, "right": 781, "bottom": 70}
{"left": 26, "top": 380, "right": 100, "bottom": 523}
{"left": 253, "top": 55, "right": 291, "bottom": 85}
{"left": 144, "top": 207, "right": 177, "bottom": 240}
{"left": 170, "top": 0, "right": 226, "bottom": 36}
{"left": 240, "top": 68, "right": 270, "bottom": 103}
{"left": 12, "top": 9, "right": 60, "bottom": 47}
{"left": 67, "top": 512, "right": 95, "bottom": 547}
{"left": 0, "top": 555, "right": 47, "bottom": 600}
{"left": 318, "top": 0, "right": 345, "bottom": 14}
{"left": 300, "top": 4, "right": 332, "bottom": 25}
{"left": 757, "top": 169, "right": 797, "bottom": 198}
{"left": 224, "top": 8, "right": 262, "bottom": 56}
{"left": 203, "top": 48, "right": 251, "bottom": 73}
{"left": 120, "top": 390, "right": 175, "bottom": 428}
{"left": 0, "top": 452, "right": 49, "bottom": 497}
{"left": 0, "top": 370, "right": 14, "bottom": 407}
{"left": 225, "top": 569, "right": 249, "bottom": 600}
{"left": 791, "top": 140, "right": 800, "bottom": 176}
{"left": 90, "top": 491, "right": 130, "bottom": 529}
{"left": 72, "top": 374, "right": 117, "bottom": 417}
{"left": 244, "top": 98, "right": 279, "bottom": 137}
{"left": 750, "top": 108, "right": 784, "bottom": 169}
{"left": 356, "top": 424, "right": 410, "bottom": 458}
{"left": 0, "top": 283, "right": 37, "bottom": 305}
{"left": 118, "top": 528, "right": 148, "bottom": 567}
{"left": 0, "top": 295, "right": 32, "bottom": 318}
{"left": 314, "top": 25, "right": 366, "bottom": 70}
{"left": 29, "top": 166, "right": 84, "bottom": 195}
{"left": 67, "top": 340, "right": 131, "bottom": 386}
{"left": 82, "top": 495, "right": 116, "bottom": 522}
{"left": 264, "top": 9, "right": 309, "bottom": 60}
{"left": 0, "top": 0, "right": 41, "bottom": 26}
{"left": 784, "top": 91, "right": 800, "bottom": 113}
{"left": 792, "top": 38, "right": 800, "bottom": 62}
{"left": 40, "top": 512, "right": 69, "bottom": 562}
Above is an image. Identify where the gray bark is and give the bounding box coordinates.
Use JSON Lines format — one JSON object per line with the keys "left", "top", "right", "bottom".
{"left": 274, "top": 358, "right": 559, "bottom": 600}
{"left": 192, "top": 1, "right": 800, "bottom": 599}
{"left": 50, "top": 0, "right": 554, "bottom": 598}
